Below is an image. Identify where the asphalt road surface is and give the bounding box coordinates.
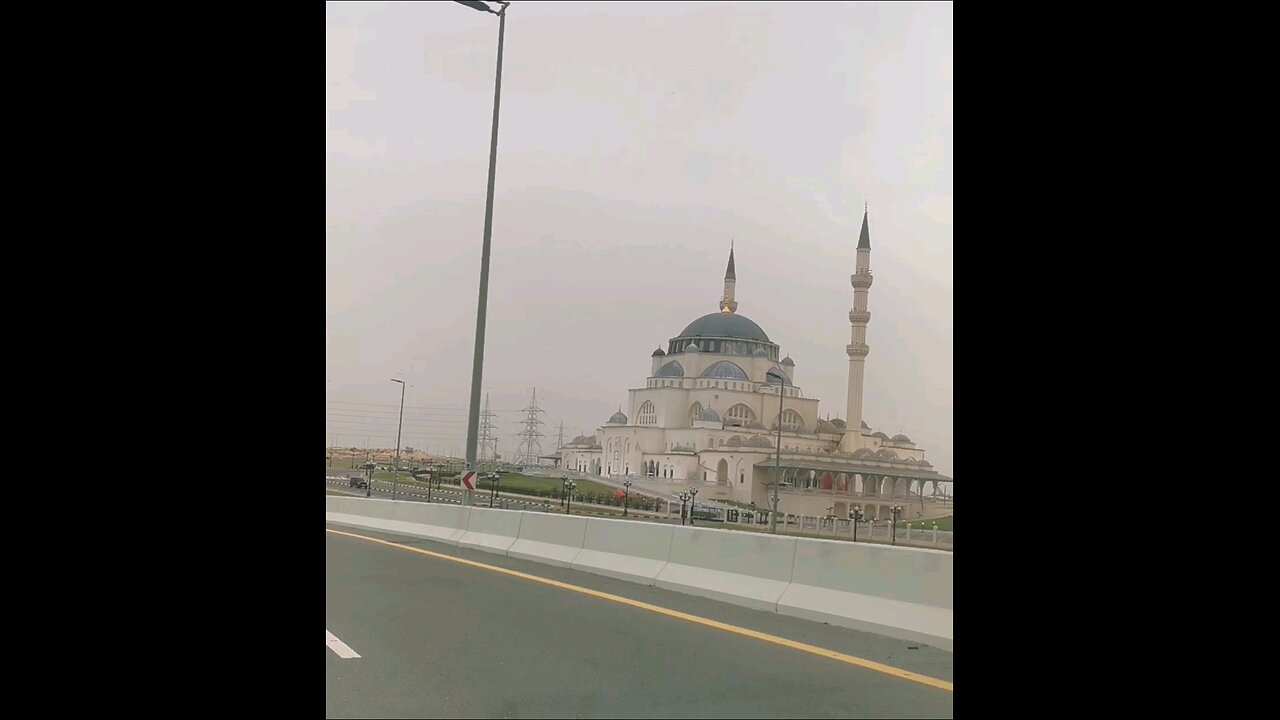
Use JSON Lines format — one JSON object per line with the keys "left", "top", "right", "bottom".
{"left": 326, "top": 522, "right": 953, "bottom": 719}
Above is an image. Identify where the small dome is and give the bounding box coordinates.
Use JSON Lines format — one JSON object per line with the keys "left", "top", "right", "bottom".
{"left": 571, "top": 435, "right": 593, "bottom": 445}
{"left": 701, "top": 361, "right": 749, "bottom": 380}
{"left": 874, "top": 448, "right": 897, "bottom": 460}
{"left": 652, "top": 347, "right": 666, "bottom": 357}
{"left": 698, "top": 408, "right": 721, "bottom": 422}
{"left": 724, "top": 435, "right": 744, "bottom": 447}
{"left": 891, "top": 433, "right": 912, "bottom": 444}
{"left": 851, "top": 447, "right": 874, "bottom": 458}
{"left": 782, "top": 356, "right": 795, "bottom": 365}
{"left": 655, "top": 361, "right": 685, "bottom": 378}
{"left": 746, "top": 435, "right": 774, "bottom": 448}
{"left": 607, "top": 411, "right": 628, "bottom": 425}
{"left": 871, "top": 431, "right": 890, "bottom": 440}
{"left": 830, "top": 418, "right": 847, "bottom": 429}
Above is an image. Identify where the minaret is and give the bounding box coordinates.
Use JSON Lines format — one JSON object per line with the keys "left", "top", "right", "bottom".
{"left": 842, "top": 207, "right": 873, "bottom": 451}
{"left": 720, "top": 242, "right": 738, "bottom": 313}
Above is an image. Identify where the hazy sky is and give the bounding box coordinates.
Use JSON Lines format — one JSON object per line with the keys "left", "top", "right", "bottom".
{"left": 326, "top": 1, "right": 953, "bottom": 478}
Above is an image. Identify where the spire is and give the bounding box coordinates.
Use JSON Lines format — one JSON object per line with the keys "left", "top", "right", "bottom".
{"left": 720, "top": 241, "right": 738, "bottom": 313}
{"left": 857, "top": 207, "right": 871, "bottom": 249}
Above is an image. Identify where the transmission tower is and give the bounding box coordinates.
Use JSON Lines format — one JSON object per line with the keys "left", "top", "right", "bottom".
{"left": 555, "top": 421, "right": 565, "bottom": 451}
{"left": 477, "top": 393, "right": 499, "bottom": 465}
{"left": 516, "top": 388, "right": 546, "bottom": 466}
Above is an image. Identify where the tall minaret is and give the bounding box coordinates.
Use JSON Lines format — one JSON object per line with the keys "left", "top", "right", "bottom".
{"left": 842, "top": 207, "right": 873, "bottom": 451}
{"left": 720, "top": 242, "right": 738, "bottom": 313}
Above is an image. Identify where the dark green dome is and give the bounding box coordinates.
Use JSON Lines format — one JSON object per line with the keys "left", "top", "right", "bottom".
{"left": 677, "top": 312, "right": 770, "bottom": 342}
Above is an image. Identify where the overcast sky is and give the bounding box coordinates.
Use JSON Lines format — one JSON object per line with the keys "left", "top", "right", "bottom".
{"left": 326, "top": 1, "right": 953, "bottom": 479}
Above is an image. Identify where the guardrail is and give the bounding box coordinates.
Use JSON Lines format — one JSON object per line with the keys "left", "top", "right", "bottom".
{"left": 326, "top": 495, "right": 952, "bottom": 650}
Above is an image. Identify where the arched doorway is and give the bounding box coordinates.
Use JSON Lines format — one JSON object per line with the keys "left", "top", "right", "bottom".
{"left": 834, "top": 501, "right": 848, "bottom": 518}
{"left": 820, "top": 472, "right": 833, "bottom": 491}
{"left": 716, "top": 458, "right": 728, "bottom": 484}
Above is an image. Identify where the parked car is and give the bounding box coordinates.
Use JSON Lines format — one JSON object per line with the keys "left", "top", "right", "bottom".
{"left": 349, "top": 476, "right": 368, "bottom": 489}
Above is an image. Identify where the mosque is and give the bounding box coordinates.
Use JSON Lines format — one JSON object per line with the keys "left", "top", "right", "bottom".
{"left": 560, "top": 210, "right": 952, "bottom": 521}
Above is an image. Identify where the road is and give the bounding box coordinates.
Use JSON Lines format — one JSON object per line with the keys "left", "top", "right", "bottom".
{"left": 326, "top": 522, "right": 953, "bottom": 718}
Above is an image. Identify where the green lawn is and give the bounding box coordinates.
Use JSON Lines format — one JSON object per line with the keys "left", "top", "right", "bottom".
{"left": 475, "top": 473, "right": 618, "bottom": 496}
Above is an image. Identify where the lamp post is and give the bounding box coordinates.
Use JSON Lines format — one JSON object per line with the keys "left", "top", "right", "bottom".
{"left": 365, "top": 462, "right": 373, "bottom": 498}
{"left": 390, "top": 378, "right": 406, "bottom": 501}
{"left": 827, "top": 505, "right": 834, "bottom": 534}
{"left": 490, "top": 471, "right": 502, "bottom": 508}
{"left": 560, "top": 475, "right": 568, "bottom": 508}
{"left": 453, "top": 0, "right": 511, "bottom": 509}
{"left": 623, "top": 479, "right": 632, "bottom": 517}
{"left": 688, "top": 486, "right": 699, "bottom": 527}
{"left": 850, "top": 505, "right": 864, "bottom": 542}
{"left": 770, "top": 367, "right": 785, "bottom": 533}
{"left": 678, "top": 492, "right": 690, "bottom": 525}
{"left": 564, "top": 479, "right": 576, "bottom": 513}
{"left": 891, "top": 505, "right": 903, "bottom": 544}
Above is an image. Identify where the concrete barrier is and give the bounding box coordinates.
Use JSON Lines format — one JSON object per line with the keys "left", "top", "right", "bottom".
{"left": 393, "top": 502, "right": 473, "bottom": 545}
{"left": 655, "top": 526, "right": 797, "bottom": 612}
{"left": 570, "top": 517, "right": 674, "bottom": 584}
{"left": 327, "top": 496, "right": 396, "bottom": 519}
{"left": 325, "top": 497, "right": 473, "bottom": 545}
{"left": 508, "top": 512, "right": 588, "bottom": 567}
{"left": 457, "top": 507, "right": 525, "bottom": 554}
{"left": 775, "top": 539, "right": 953, "bottom": 650}
{"left": 327, "top": 496, "right": 409, "bottom": 533}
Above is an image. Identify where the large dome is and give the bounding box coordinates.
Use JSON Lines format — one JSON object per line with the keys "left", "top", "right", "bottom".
{"left": 677, "top": 313, "right": 771, "bottom": 342}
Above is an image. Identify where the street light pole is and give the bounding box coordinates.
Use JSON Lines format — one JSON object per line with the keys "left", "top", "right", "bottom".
{"left": 456, "top": 0, "right": 510, "bottom": 509}
{"left": 390, "top": 379, "right": 406, "bottom": 501}
{"left": 688, "top": 486, "right": 698, "bottom": 527}
{"left": 770, "top": 370, "right": 784, "bottom": 533}
{"left": 891, "top": 505, "right": 903, "bottom": 544}
{"left": 623, "top": 479, "right": 632, "bottom": 517}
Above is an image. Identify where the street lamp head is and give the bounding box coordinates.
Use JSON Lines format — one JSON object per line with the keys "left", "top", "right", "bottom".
{"left": 391, "top": 378, "right": 405, "bottom": 384}
{"left": 455, "top": 0, "right": 499, "bottom": 13}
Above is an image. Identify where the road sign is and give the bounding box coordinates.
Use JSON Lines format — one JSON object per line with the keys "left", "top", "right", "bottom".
{"left": 461, "top": 470, "right": 477, "bottom": 490}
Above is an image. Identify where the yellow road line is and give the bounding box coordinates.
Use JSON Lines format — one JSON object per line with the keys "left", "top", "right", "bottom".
{"left": 326, "top": 527, "right": 953, "bottom": 692}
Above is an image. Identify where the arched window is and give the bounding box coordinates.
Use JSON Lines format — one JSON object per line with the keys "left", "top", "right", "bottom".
{"left": 782, "top": 409, "right": 804, "bottom": 432}
{"left": 638, "top": 401, "right": 657, "bottom": 426}
{"left": 688, "top": 402, "right": 704, "bottom": 426}
{"left": 724, "top": 404, "right": 756, "bottom": 427}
